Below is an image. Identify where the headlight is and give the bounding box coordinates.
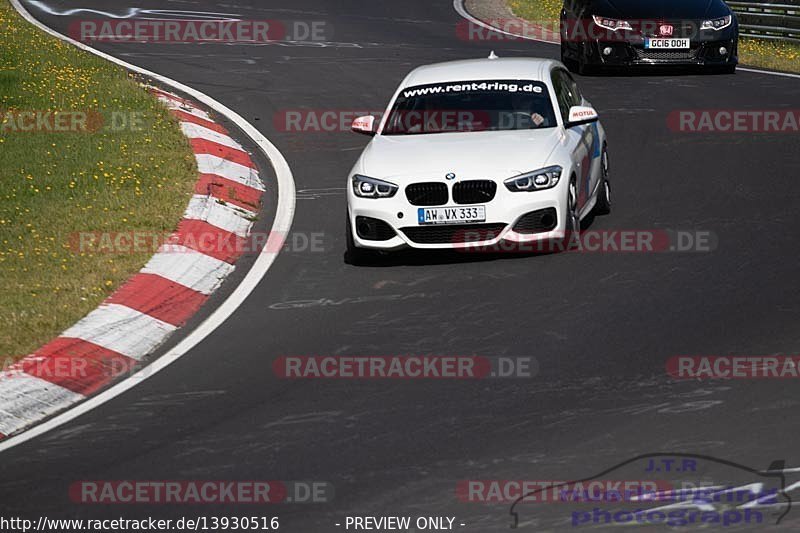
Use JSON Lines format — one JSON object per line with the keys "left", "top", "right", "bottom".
{"left": 352, "top": 175, "right": 398, "bottom": 198}
{"left": 701, "top": 15, "right": 732, "bottom": 31}
{"left": 592, "top": 15, "right": 633, "bottom": 31}
{"left": 504, "top": 166, "right": 562, "bottom": 192}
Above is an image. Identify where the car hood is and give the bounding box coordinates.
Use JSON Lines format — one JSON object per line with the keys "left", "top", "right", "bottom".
{"left": 590, "top": 0, "right": 729, "bottom": 20}
{"left": 356, "top": 129, "right": 564, "bottom": 183}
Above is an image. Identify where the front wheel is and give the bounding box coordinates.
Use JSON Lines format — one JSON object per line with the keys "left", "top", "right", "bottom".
{"left": 561, "top": 41, "right": 579, "bottom": 72}
{"left": 572, "top": 43, "right": 595, "bottom": 75}
{"left": 593, "top": 144, "right": 612, "bottom": 216}
{"left": 560, "top": 177, "right": 581, "bottom": 251}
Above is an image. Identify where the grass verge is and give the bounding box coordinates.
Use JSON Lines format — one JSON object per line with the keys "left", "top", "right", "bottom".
{"left": 508, "top": 0, "right": 561, "bottom": 22}
{"left": 0, "top": 0, "right": 197, "bottom": 362}
{"left": 507, "top": 0, "right": 800, "bottom": 73}
{"left": 739, "top": 39, "right": 800, "bottom": 73}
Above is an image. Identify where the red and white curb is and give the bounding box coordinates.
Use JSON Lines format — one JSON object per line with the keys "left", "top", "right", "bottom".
{"left": 0, "top": 88, "right": 265, "bottom": 440}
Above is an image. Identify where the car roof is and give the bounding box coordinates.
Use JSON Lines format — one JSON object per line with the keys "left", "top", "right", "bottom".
{"left": 402, "top": 57, "right": 559, "bottom": 88}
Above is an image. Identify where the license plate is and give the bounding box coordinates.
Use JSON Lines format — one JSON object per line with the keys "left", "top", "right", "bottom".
{"left": 645, "top": 38, "right": 690, "bottom": 49}
{"left": 418, "top": 206, "right": 486, "bottom": 225}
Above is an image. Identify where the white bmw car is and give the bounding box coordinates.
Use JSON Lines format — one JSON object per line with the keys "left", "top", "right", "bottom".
{"left": 345, "top": 55, "right": 611, "bottom": 263}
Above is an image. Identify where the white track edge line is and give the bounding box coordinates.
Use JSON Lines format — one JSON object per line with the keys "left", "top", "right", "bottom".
{"left": 453, "top": 0, "right": 800, "bottom": 79}
{"left": 452, "top": 0, "right": 556, "bottom": 45}
{"left": 0, "top": 0, "right": 296, "bottom": 452}
{"left": 737, "top": 67, "right": 800, "bottom": 79}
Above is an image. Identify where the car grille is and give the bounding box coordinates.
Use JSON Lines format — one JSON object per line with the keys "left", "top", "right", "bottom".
{"left": 452, "top": 180, "right": 497, "bottom": 205}
{"left": 635, "top": 48, "right": 699, "bottom": 61}
{"left": 645, "top": 22, "right": 697, "bottom": 38}
{"left": 401, "top": 223, "right": 506, "bottom": 245}
{"left": 513, "top": 208, "right": 558, "bottom": 234}
{"left": 405, "top": 183, "right": 448, "bottom": 206}
{"left": 356, "top": 216, "right": 396, "bottom": 241}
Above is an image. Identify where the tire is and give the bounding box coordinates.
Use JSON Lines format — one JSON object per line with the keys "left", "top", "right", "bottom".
{"left": 345, "top": 214, "right": 374, "bottom": 266}
{"left": 577, "top": 57, "right": 588, "bottom": 76}
{"left": 593, "top": 144, "right": 612, "bottom": 216}
{"left": 576, "top": 55, "right": 597, "bottom": 76}
{"left": 571, "top": 43, "right": 595, "bottom": 75}
{"left": 708, "top": 63, "right": 736, "bottom": 75}
{"left": 561, "top": 41, "right": 579, "bottom": 73}
{"left": 561, "top": 177, "right": 581, "bottom": 251}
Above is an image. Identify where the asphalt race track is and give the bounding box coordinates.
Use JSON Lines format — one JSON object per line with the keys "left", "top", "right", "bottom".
{"left": 2, "top": 1, "right": 800, "bottom": 531}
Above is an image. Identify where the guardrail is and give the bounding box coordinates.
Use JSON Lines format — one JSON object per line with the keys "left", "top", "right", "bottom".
{"left": 728, "top": 0, "right": 800, "bottom": 42}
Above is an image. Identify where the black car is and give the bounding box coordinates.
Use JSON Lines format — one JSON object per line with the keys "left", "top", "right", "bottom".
{"left": 560, "top": 0, "right": 739, "bottom": 74}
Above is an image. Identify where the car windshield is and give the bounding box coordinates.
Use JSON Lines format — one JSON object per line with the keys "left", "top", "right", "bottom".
{"left": 383, "top": 79, "right": 557, "bottom": 135}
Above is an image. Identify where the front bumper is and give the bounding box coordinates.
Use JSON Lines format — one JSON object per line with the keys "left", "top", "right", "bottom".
{"left": 347, "top": 180, "right": 568, "bottom": 251}
{"left": 572, "top": 23, "right": 738, "bottom": 67}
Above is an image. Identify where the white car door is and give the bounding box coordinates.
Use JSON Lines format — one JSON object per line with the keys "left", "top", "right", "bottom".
{"left": 552, "top": 68, "right": 600, "bottom": 213}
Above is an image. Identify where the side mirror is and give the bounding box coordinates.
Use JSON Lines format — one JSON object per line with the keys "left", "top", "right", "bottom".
{"left": 352, "top": 115, "right": 377, "bottom": 136}
{"left": 566, "top": 105, "right": 599, "bottom": 128}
